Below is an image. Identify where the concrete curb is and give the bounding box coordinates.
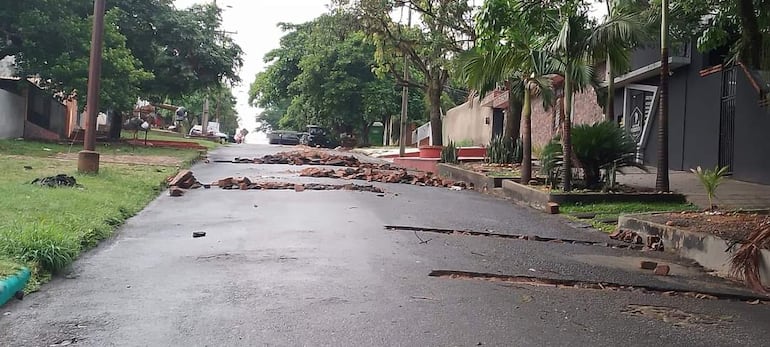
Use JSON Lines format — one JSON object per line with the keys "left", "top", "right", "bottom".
{"left": 0, "top": 267, "right": 31, "bottom": 307}
{"left": 619, "top": 213, "right": 770, "bottom": 287}
{"left": 437, "top": 163, "right": 518, "bottom": 194}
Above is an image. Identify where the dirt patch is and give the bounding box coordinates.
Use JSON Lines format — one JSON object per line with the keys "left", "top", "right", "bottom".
{"left": 647, "top": 211, "right": 770, "bottom": 246}
{"left": 459, "top": 162, "right": 521, "bottom": 177}
{"left": 55, "top": 153, "right": 183, "bottom": 166}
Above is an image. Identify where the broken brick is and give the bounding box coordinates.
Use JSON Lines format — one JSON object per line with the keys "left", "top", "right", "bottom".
{"left": 640, "top": 261, "right": 658, "bottom": 270}
{"left": 654, "top": 264, "right": 670, "bottom": 276}
{"left": 169, "top": 186, "right": 185, "bottom": 197}
{"left": 294, "top": 184, "right": 305, "bottom": 192}
{"left": 546, "top": 202, "right": 560, "bottom": 214}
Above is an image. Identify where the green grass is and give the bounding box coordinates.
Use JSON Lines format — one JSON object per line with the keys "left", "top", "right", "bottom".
{"left": 560, "top": 201, "right": 698, "bottom": 233}
{"left": 0, "top": 138, "right": 206, "bottom": 159}
{"left": 0, "top": 257, "right": 23, "bottom": 278}
{"left": 0, "top": 140, "right": 201, "bottom": 290}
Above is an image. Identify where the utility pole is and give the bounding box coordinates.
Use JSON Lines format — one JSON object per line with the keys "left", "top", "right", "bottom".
{"left": 78, "top": 0, "right": 106, "bottom": 174}
{"left": 399, "top": 5, "right": 411, "bottom": 157}
{"left": 202, "top": 96, "right": 210, "bottom": 136}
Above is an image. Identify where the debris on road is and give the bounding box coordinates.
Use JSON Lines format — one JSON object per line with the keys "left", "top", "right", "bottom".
{"left": 192, "top": 231, "right": 206, "bottom": 238}
{"left": 31, "top": 174, "right": 81, "bottom": 188}
{"left": 640, "top": 261, "right": 658, "bottom": 270}
{"left": 654, "top": 264, "right": 671, "bottom": 276}
{"left": 235, "top": 149, "right": 366, "bottom": 167}
{"left": 169, "top": 187, "right": 185, "bottom": 197}
{"left": 167, "top": 170, "right": 204, "bottom": 197}
{"left": 214, "top": 177, "right": 385, "bottom": 193}
{"left": 299, "top": 166, "right": 468, "bottom": 188}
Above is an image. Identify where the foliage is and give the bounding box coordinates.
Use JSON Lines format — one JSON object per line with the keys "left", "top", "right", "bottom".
{"left": 0, "top": 0, "right": 243, "bottom": 113}
{"left": 539, "top": 137, "right": 563, "bottom": 189}
{"left": 561, "top": 201, "right": 697, "bottom": 233}
{"left": 335, "top": 0, "right": 476, "bottom": 146}
{"left": 455, "top": 139, "right": 474, "bottom": 147}
{"left": 690, "top": 165, "right": 730, "bottom": 210}
{"left": 571, "top": 121, "right": 644, "bottom": 189}
{"left": 0, "top": 140, "right": 200, "bottom": 287}
{"left": 249, "top": 14, "right": 407, "bottom": 143}
{"left": 730, "top": 225, "right": 770, "bottom": 293}
{"left": 650, "top": 0, "right": 769, "bottom": 70}
{"left": 440, "top": 140, "right": 459, "bottom": 164}
{"left": 169, "top": 85, "right": 240, "bottom": 135}
{"left": 486, "top": 135, "right": 522, "bottom": 164}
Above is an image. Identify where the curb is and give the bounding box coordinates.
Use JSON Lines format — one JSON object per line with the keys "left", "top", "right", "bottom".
{"left": 0, "top": 267, "right": 31, "bottom": 307}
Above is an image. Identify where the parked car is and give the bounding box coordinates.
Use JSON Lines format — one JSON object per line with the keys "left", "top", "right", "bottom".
{"left": 300, "top": 125, "right": 337, "bottom": 148}
{"left": 267, "top": 130, "right": 301, "bottom": 145}
{"left": 189, "top": 125, "right": 228, "bottom": 144}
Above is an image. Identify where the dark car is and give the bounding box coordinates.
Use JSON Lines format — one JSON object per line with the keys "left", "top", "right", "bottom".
{"left": 267, "top": 130, "right": 301, "bottom": 145}
{"left": 300, "top": 125, "right": 337, "bottom": 148}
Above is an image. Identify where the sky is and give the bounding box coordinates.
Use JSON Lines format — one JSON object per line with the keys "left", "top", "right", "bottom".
{"left": 174, "top": 0, "right": 330, "bottom": 143}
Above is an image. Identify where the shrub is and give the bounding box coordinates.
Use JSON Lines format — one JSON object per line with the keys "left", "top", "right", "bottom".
{"left": 571, "top": 121, "right": 644, "bottom": 189}
{"left": 690, "top": 165, "right": 729, "bottom": 210}
{"left": 486, "top": 135, "right": 522, "bottom": 164}
{"left": 440, "top": 140, "right": 458, "bottom": 164}
{"left": 0, "top": 223, "right": 81, "bottom": 273}
{"left": 455, "top": 139, "right": 474, "bottom": 147}
{"left": 539, "top": 137, "right": 563, "bottom": 189}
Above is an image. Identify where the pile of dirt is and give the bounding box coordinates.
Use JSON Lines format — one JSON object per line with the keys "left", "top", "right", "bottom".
{"left": 31, "top": 174, "right": 81, "bottom": 188}
{"left": 215, "top": 176, "right": 384, "bottom": 193}
{"left": 648, "top": 211, "right": 770, "bottom": 246}
{"left": 299, "top": 167, "right": 469, "bottom": 188}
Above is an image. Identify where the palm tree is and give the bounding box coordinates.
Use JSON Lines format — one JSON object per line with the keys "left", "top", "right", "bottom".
{"left": 519, "top": 50, "right": 557, "bottom": 184}
{"left": 593, "top": 0, "right": 649, "bottom": 122}
{"left": 461, "top": 47, "right": 524, "bottom": 143}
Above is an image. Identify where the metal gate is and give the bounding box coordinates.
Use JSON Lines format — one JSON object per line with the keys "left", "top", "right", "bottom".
{"left": 719, "top": 67, "right": 737, "bottom": 171}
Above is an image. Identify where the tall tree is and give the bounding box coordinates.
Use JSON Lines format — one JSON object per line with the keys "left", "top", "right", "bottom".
{"left": 335, "top": 0, "right": 475, "bottom": 146}
{"left": 656, "top": 0, "right": 670, "bottom": 191}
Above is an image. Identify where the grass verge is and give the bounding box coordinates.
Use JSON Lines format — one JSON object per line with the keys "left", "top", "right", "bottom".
{"left": 121, "top": 129, "right": 220, "bottom": 149}
{"left": 0, "top": 139, "right": 201, "bottom": 291}
{"left": 560, "top": 201, "right": 699, "bottom": 233}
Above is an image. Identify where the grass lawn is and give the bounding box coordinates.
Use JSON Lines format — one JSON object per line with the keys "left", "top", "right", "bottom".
{"left": 0, "top": 139, "right": 202, "bottom": 291}
{"left": 560, "top": 201, "right": 699, "bottom": 233}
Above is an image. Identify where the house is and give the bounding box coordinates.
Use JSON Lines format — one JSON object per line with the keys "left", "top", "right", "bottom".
{"left": 0, "top": 77, "right": 79, "bottom": 141}
{"left": 443, "top": 40, "right": 770, "bottom": 185}
{"left": 606, "top": 42, "right": 770, "bottom": 185}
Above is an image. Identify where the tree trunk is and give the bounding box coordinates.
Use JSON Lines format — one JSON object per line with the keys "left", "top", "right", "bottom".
{"left": 360, "top": 123, "right": 371, "bottom": 147}
{"left": 562, "top": 74, "right": 574, "bottom": 191}
{"left": 428, "top": 80, "right": 443, "bottom": 146}
{"left": 108, "top": 111, "right": 123, "bottom": 140}
{"left": 656, "top": 0, "right": 670, "bottom": 192}
{"left": 605, "top": 58, "right": 615, "bottom": 122}
{"left": 504, "top": 80, "right": 522, "bottom": 141}
{"left": 737, "top": 0, "right": 762, "bottom": 69}
{"left": 521, "top": 87, "right": 532, "bottom": 185}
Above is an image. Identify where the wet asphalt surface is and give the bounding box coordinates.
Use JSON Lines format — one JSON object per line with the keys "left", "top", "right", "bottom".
{"left": 2, "top": 144, "right": 770, "bottom": 347}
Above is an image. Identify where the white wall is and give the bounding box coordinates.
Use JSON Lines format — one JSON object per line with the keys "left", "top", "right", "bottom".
{"left": 443, "top": 97, "right": 493, "bottom": 146}
{"left": 0, "top": 88, "right": 25, "bottom": 139}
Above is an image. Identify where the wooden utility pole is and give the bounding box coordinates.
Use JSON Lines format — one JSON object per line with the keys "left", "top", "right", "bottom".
{"left": 78, "top": 0, "right": 106, "bottom": 174}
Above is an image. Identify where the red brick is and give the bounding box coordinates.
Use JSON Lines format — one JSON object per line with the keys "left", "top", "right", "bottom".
{"left": 169, "top": 186, "right": 184, "bottom": 197}
{"left": 640, "top": 261, "right": 658, "bottom": 270}
{"left": 294, "top": 184, "right": 305, "bottom": 192}
{"left": 546, "top": 202, "right": 560, "bottom": 214}
{"left": 654, "top": 264, "right": 670, "bottom": 276}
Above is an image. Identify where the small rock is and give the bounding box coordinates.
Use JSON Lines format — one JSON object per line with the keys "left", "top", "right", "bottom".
{"left": 294, "top": 184, "right": 305, "bottom": 192}
{"left": 192, "top": 231, "right": 206, "bottom": 238}
{"left": 169, "top": 186, "right": 185, "bottom": 197}
{"left": 203, "top": 184, "right": 211, "bottom": 189}
{"left": 640, "top": 261, "right": 658, "bottom": 270}
{"left": 23, "top": 165, "right": 32, "bottom": 170}
{"left": 654, "top": 264, "right": 670, "bottom": 276}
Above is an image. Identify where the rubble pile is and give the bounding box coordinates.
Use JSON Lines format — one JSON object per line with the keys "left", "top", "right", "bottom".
{"left": 299, "top": 167, "right": 470, "bottom": 188}
{"left": 31, "top": 174, "right": 80, "bottom": 188}
{"left": 234, "top": 149, "right": 382, "bottom": 168}
{"left": 610, "top": 229, "right": 664, "bottom": 251}
{"left": 214, "top": 176, "right": 384, "bottom": 193}
{"left": 167, "top": 170, "right": 205, "bottom": 197}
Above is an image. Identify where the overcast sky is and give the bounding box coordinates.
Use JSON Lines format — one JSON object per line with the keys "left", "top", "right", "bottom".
{"left": 174, "top": 0, "right": 330, "bottom": 143}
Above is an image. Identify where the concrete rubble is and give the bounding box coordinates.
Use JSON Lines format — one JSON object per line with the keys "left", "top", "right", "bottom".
{"left": 298, "top": 166, "right": 468, "bottom": 188}
{"left": 233, "top": 149, "right": 368, "bottom": 167}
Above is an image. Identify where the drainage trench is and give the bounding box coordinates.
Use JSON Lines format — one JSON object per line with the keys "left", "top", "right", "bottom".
{"left": 429, "top": 270, "right": 769, "bottom": 302}
{"left": 385, "top": 225, "right": 643, "bottom": 250}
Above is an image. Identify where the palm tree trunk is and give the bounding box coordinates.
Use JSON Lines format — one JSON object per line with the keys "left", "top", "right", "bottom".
{"left": 522, "top": 86, "right": 533, "bottom": 184}
{"left": 605, "top": 58, "right": 615, "bottom": 122}
{"left": 656, "top": 0, "right": 670, "bottom": 192}
{"left": 562, "top": 70, "right": 574, "bottom": 192}
{"left": 504, "top": 80, "right": 522, "bottom": 141}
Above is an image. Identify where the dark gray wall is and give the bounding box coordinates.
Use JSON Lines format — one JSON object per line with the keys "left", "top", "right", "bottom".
{"left": 680, "top": 68, "right": 721, "bottom": 171}
{"left": 733, "top": 70, "right": 770, "bottom": 184}
{"left": 630, "top": 42, "right": 690, "bottom": 71}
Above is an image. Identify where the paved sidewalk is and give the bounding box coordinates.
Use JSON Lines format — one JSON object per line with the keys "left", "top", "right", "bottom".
{"left": 617, "top": 167, "right": 770, "bottom": 210}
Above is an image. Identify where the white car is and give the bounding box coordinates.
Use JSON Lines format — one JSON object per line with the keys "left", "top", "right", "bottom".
{"left": 189, "top": 125, "right": 229, "bottom": 143}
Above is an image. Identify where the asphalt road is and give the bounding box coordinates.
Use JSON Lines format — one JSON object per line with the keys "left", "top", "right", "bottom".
{"left": 2, "top": 144, "right": 770, "bottom": 347}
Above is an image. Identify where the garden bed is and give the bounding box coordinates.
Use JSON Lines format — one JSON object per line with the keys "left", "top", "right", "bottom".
{"left": 619, "top": 211, "right": 770, "bottom": 287}
{"left": 437, "top": 163, "right": 520, "bottom": 192}
{"left": 502, "top": 179, "right": 687, "bottom": 209}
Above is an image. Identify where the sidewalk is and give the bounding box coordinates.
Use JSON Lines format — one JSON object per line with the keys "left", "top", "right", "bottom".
{"left": 617, "top": 167, "right": 770, "bottom": 210}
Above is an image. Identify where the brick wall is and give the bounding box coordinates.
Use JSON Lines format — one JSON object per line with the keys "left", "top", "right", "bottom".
{"left": 528, "top": 87, "right": 605, "bottom": 149}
